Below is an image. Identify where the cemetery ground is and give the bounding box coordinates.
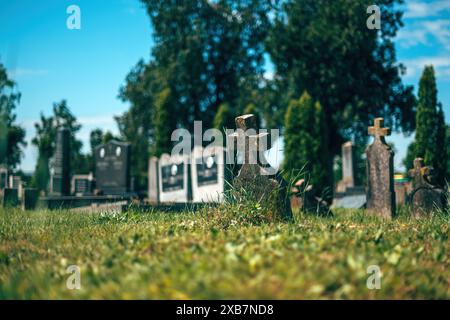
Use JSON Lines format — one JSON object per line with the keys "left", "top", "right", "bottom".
{"left": 0, "top": 206, "right": 448, "bottom": 300}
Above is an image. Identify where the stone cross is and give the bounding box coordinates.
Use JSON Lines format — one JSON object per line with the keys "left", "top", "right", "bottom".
{"left": 229, "top": 114, "right": 292, "bottom": 221}
{"left": 368, "top": 118, "right": 391, "bottom": 142}
{"left": 408, "top": 158, "right": 446, "bottom": 218}
{"left": 365, "top": 118, "right": 396, "bottom": 219}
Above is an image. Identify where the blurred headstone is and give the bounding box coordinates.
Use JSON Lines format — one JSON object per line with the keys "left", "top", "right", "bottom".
{"left": 95, "top": 140, "right": 131, "bottom": 195}
{"left": 0, "top": 165, "right": 8, "bottom": 189}
{"left": 230, "top": 114, "right": 292, "bottom": 221}
{"left": 365, "top": 118, "right": 396, "bottom": 219}
{"left": 158, "top": 153, "right": 192, "bottom": 203}
{"left": 22, "top": 188, "right": 39, "bottom": 210}
{"left": 50, "top": 128, "right": 71, "bottom": 196}
{"left": 191, "top": 145, "right": 229, "bottom": 203}
{"left": 408, "top": 158, "right": 446, "bottom": 217}
{"left": 2, "top": 188, "right": 19, "bottom": 208}
{"left": 148, "top": 157, "right": 159, "bottom": 203}
{"left": 336, "top": 141, "right": 356, "bottom": 192}
{"left": 71, "top": 173, "right": 94, "bottom": 196}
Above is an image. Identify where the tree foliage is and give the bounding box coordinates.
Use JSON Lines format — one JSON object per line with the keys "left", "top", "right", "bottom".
{"left": 268, "top": 0, "right": 416, "bottom": 156}
{"left": 31, "top": 100, "right": 87, "bottom": 192}
{"left": 284, "top": 91, "right": 330, "bottom": 200}
{"left": 407, "top": 66, "right": 447, "bottom": 185}
{"left": 0, "top": 62, "right": 26, "bottom": 170}
{"left": 213, "top": 103, "right": 235, "bottom": 131}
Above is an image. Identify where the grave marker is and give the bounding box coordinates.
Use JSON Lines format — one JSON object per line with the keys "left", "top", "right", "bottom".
{"left": 95, "top": 140, "right": 131, "bottom": 195}
{"left": 191, "top": 145, "right": 229, "bottom": 203}
{"left": 50, "top": 128, "right": 71, "bottom": 196}
{"left": 22, "top": 188, "right": 39, "bottom": 210}
{"left": 0, "top": 165, "right": 8, "bottom": 189}
{"left": 365, "top": 118, "right": 396, "bottom": 219}
{"left": 408, "top": 158, "right": 446, "bottom": 217}
{"left": 71, "top": 174, "right": 94, "bottom": 196}
{"left": 148, "top": 157, "right": 159, "bottom": 203}
{"left": 230, "top": 114, "right": 292, "bottom": 220}
{"left": 336, "top": 141, "right": 356, "bottom": 192}
{"left": 2, "top": 188, "right": 19, "bottom": 208}
{"left": 158, "top": 153, "right": 192, "bottom": 203}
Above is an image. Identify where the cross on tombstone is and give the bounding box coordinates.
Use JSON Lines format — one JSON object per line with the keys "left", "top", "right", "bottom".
{"left": 408, "top": 157, "right": 446, "bottom": 218}
{"left": 229, "top": 114, "right": 292, "bottom": 221}
{"left": 365, "top": 117, "right": 396, "bottom": 219}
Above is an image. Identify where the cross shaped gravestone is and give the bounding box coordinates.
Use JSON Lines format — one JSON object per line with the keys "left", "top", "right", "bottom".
{"left": 229, "top": 114, "right": 292, "bottom": 221}
{"left": 365, "top": 118, "right": 396, "bottom": 219}
{"left": 408, "top": 158, "right": 446, "bottom": 218}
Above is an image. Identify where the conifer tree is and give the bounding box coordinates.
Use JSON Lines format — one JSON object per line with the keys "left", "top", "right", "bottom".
{"left": 213, "top": 103, "right": 235, "bottom": 131}
{"left": 153, "top": 88, "right": 174, "bottom": 157}
{"left": 408, "top": 66, "right": 447, "bottom": 185}
{"left": 284, "top": 91, "right": 330, "bottom": 199}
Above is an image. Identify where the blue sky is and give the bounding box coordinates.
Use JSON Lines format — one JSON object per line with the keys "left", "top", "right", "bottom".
{"left": 0, "top": 0, "right": 449, "bottom": 173}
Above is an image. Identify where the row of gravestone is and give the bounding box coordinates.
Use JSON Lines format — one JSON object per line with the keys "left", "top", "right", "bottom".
{"left": 0, "top": 165, "right": 39, "bottom": 210}
{"left": 148, "top": 146, "right": 231, "bottom": 204}
{"left": 49, "top": 128, "right": 132, "bottom": 197}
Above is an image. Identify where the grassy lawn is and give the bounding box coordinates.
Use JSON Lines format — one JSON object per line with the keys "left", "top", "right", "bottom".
{"left": 0, "top": 206, "right": 448, "bottom": 299}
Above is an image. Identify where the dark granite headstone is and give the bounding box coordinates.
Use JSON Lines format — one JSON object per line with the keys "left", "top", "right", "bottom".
{"left": 50, "top": 128, "right": 71, "bottom": 196}
{"left": 230, "top": 114, "right": 292, "bottom": 221}
{"left": 95, "top": 140, "right": 131, "bottom": 195}
{"left": 365, "top": 118, "right": 396, "bottom": 219}
{"left": 0, "top": 166, "right": 8, "bottom": 189}
{"left": 2, "top": 188, "right": 19, "bottom": 208}
{"left": 22, "top": 188, "right": 39, "bottom": 210}
{"left": 408, "top": 158, "right": 446, "bottom": 217}
{"left": 71, "top": 174, "right": 94, "bottom": 195}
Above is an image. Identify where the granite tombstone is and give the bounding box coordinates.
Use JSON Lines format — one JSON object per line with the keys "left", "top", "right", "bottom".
{"left": 408, "top": 158, "right": 446, "bottom": 217}
{"left": 191, "top": 145, "right": 229, "bottom": 203}
{"left": 365, "top": 118, "right": 396, "bottom": 219}
{"left": 95, "top": 140, "right": 131, "bottom": 195}
{"left": 158, "top": 153, "right": 192, "bottom": 203}
{"left": 50, "top": 128, "right": 71, "bottom": 196}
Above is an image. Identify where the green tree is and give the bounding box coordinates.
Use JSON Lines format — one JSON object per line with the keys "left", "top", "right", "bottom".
{"left": 136, "top": 0, "right": 270, "bottom": 127}
{"left": 213, "top": 103, "right": 235, "bottom": 131}
{"left": 243, "top": 103, "right": 261, "bottom": 128}
{"left": 153, "top": 88, "right": 174, "bottom": 157}
{"left": 31, "top": 113, "right": 54, "bottom": 191}
{"left": 403, "top": 141, "right": 416, "bottom": 174}
{"left": 0, "top": 62, "right": 26, "bottom": 169}
{"left": 284, "top": 91, "right": 330, "bottom": 200}
{"left": 434, "top": 103, "right": 447, "bottom": 185}
{"left": 409, "top": 66, "right": 447, "bottom": 185}
{"left": 31, "top": 100, "right": 87, "bottom": 192}
{"left": 268, "top": 0, "right": 416, "bottom": 181}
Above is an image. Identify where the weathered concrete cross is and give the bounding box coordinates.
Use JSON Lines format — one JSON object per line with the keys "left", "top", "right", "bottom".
{"left": 368, "top": 117, "right": 391, "bottom": 142}
{"left": 229, "top": 114, "right": 269, "bottom": 166}
{"left": 408, "top": 157, "right": 433, "bottom": 187}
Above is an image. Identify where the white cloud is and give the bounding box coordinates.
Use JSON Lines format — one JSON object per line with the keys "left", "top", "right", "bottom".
{"left": 404, "top": 0, "right": 450, "bottom": 18}
{"left": 402, "top": 55, "right": 450, "bottom": 80}
{"left": 396, "top": 19, "right": 450, "bottom": 50}
{"left": 8, "top": 68, "right": 48, "bottom": 79}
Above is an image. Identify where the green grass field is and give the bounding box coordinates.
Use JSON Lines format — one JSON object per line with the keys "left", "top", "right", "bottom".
{"left": 0, "top": 206, "right": 448, "bottom": 299}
